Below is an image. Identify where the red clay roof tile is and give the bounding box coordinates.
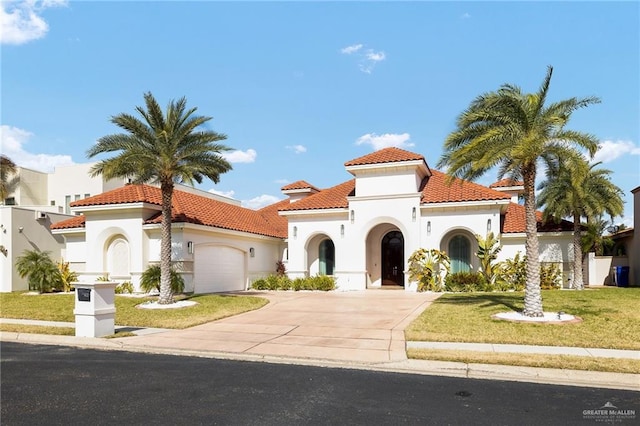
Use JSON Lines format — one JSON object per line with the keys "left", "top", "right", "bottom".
{"left": 490, "top": 178, "right": 524, "bottom": 188}
{"left": 51, "top": 215, "right": 86, "bottom": 230}
{"left": 281, "top": 180, "right": 320, "bottom": 191}
{"left": 344, "top": 147, "right": 425, "bottom": 167}
{"left": 421, "top": 171, "right": 512, "bottom": 203}
{"left": 64, "top": 184, "right": 287, "bottom": 238}
{"left": 502, "top": 203, "right": 573, "bottom": 233}
{"left": 279, "top": 180, "right": 354, "bottom": 211}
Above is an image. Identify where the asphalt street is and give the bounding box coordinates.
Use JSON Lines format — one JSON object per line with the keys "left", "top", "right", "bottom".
{"left": 1, "top": 342, "right": 638, "bottom": 425}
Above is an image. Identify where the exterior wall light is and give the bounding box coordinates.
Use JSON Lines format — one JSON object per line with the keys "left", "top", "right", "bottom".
{"left": 350, "top": 210, "right": 355, "bottom": 223}
{"left": 293, "top": 226, "right": 297, "bottom": 239}
{"left": 427, "top": 221, "right": 431, "bottom": 236}
{"left": 187, "top": 241, "right": 194, "bottom": 254}
{"left": 412, "top": 207, "right": 417, "bottom": 221}
{"left": 340, "top": 224, "right": 345, "bottom": 237}
{"left": 487, "top": 219, "right": 492, "bottom": 232}
{"left": 249, "top": 247, "right": 255, "bottom": 258}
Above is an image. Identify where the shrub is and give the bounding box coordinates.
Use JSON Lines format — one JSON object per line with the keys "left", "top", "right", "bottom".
{"left": 408, "top": 248, "right": 451, "bottom": 292}
{"left": 540, "top": 263, "right": 562, "bottom": 290}
{"left": 445, "top": 272, "right": 489, "bottom": 292}
{"left": 115, "top": 281, "right": 134, "bottom": 294}
{"left": 15, "top": 249, "right": 62, "bottom": 293}
{"left": 251, "top": 275, "right": 334, "bottom": 291}
{"left": 140, "top": 265, "right": 185, "bottom": 294}
{"left": 275, "top": 260, "right": 286, "bottom": 276}
{"left": 57, "top": 259, "right": 78, "bottom": 292}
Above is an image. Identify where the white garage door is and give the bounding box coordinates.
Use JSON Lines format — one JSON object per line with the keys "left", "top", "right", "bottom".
{"left": 194, "top": 246, "right": 245, "bottom": 293}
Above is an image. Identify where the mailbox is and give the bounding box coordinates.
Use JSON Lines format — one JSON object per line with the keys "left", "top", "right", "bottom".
{"left": 73, "top": 281, "right": 116, "bottom": 337}
{"left": 77, "top": 288, "right": 91, "bottom": 302}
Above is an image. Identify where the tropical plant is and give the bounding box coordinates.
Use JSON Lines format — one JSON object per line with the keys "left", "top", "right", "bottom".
{"left": 437, "top": 66, "right": 599, "bottom": 316}
{"left": 0, "top": 154, "right": 18, "bottom": 202}
{"left": 444, "top": 272, "right": 489, "bottom": 292}
{"left": 140, "top": 264, "right": 185, "bottom": 294}
{"left": 115, "top": 281, "right": 134, "bottom": 294}
{"left": 582, "top": 216, "right": 617, "bottom": 256}
{"left": 275, "top": 260, "right": 287, "bottom": 276}
{"left": 15, "top": 250, "right": 62, "bottom": 293}
{"left": 87, "top": 92, "right": 231, "bottom": 304}
{"left": 475, "top": 232, "right": 503, "bottom": 286}
{"left": 539, "top": 263, "right": 562, "bottom": 290}
{"left": 57, "top": 259, "right": 78, "bottom": 292}
{"left": 498, "top": 252, "right": 527, "bottom": 291}
{"left": 538, "top": 157, "right": 624, "bottom": 289}
{"left": 408, "top": 248, "right": 451, "bottom": 292}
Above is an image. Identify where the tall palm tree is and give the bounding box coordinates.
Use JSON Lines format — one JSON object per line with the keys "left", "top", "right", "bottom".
{"left": 1, "top": 155, "right": 18, "bottom": 202}
{"left": 538, "top": 157, "right": 624, "bottom": 290}
{"left": 437, "top": 66, "right": 599, "bottom": 317}
{"left": 88, "top": 92, "right": 232, "bottom": 304}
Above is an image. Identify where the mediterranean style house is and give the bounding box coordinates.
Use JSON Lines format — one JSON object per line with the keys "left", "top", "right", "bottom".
{"left": 45, "top": 147, "right": 582, "bottom": 293}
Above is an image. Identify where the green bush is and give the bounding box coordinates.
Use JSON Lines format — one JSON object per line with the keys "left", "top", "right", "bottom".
{"left": 140, "top": 265, "right": 185, "bottom": 294}
{"left": 15, "top": 250, "right": 62, "bottom": 293}
{"left": 540, "top": 263, "right": 562, "bottom": 290}
{"left": 115, "top": 281, "right": 134, "bottom": 294}
{"left": 445, "top": 272, "right": 489, "bottom": 292}
{"left": 251, "top": 275, "right": 335, "bottom": 291}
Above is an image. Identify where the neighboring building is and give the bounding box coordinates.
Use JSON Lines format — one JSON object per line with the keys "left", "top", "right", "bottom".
{"left": 0, "top": 164, "right": 127, "bottom": 292}
{"left": 630, "top": 186, "right": 639, "bottom": 286}
{"left": 48, "top": 147, "right": 576, "bottom": 294}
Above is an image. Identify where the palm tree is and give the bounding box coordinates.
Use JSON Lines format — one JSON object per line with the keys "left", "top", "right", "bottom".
{"left": 437, "top": 66, "right": 599, "bottom": 316}
{"left": 1, "top": 155, "right": 18, "bottom": 202}
{"left": 16, "top": 250, "right": 62, "bottom": 293}
{"left": 538, "top": 157, "right": 624, "bottom": 290}
{"left": 88, "top": 92, "right": 232, "bottom": 304}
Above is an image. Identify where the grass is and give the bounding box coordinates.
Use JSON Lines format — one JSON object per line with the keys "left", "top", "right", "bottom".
{"left": 0, "top": 292, "right": 268, "bottom": 329}
{"left": 0, "top": 324, "right": 75, "bottom": 336}
{"left": 405, "top": 288, "right": 640, "bottom": 350}
{"left": 407, "top": 349, "right": 640, "bottom": 374}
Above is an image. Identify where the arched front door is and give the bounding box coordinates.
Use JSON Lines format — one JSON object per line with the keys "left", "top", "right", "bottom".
{"left": 382, "top": 231, "right": 404, "bottom": 286}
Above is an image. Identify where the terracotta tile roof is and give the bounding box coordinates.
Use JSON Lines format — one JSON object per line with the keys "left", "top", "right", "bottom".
{"left": 281, "top": 180, "right": 320, "bottom": 191}
{"left": 257, "top": 198, "right": 290, "bottom": 237}
{"left": 51, "top": 215, "right": 86, "bottom": 230}
{"left": 64, "top": 184, "right": 287, "bottom": 238}
{"left": 344, "top": 147, "right": 425, "bottom": 167}
{"left": 421, "top": 171, "right": 512, "bottom": 203}
{"left": 490, "top": 178, "right": 524, "bottom": 188}
{"left": 70, "top": 184, "right": 163, "bottom": 207}
{"left": 502, "top": 203, "right": 574, "bottom": 233}
{"left": 279, "top": 180, "right": 355, "bottom": 211}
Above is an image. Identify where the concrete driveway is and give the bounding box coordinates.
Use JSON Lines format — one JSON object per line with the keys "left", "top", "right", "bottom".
{"left": 121, "top": 290, "right": 441, "bottom": 363}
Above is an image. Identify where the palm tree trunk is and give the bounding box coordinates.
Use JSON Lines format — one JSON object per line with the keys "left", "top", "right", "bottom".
{"left": 572, "top": 212, "right": 584, "bottom": 290}
{"left": 158, "top": 182, "right": 174, "bottom": 304}
{"left": 522, "top": 167, "right": 543, "bottom": 317}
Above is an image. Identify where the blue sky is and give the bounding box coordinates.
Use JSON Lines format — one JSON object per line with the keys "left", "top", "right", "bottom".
{"left": 2, "top": 1, "right": 639, "bottom": 227}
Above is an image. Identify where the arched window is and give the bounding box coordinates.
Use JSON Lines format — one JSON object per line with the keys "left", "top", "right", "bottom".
{"left": 107, "top": 237, "right": 130, "bottom": 278}
{"left": 449, "top": 235, "right": 471, "bottom": 273}
{"left": 319, "top": 239, "right": 335, "bottom": 276}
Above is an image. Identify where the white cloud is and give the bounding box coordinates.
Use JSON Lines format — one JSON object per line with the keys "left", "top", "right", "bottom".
{"left": 208, "top": 188, "right": 235, "bottom": 199}
{"left": 590, "top": 140, "right": 640, "bottom": 164}
{"left": 355, "top": 132, "right": 414, "bottom": 151}
{"left": 242, "top": 194, "right": 281, "bottom": 209}
{"left": 461, "top": 12, "right": 471, "bottom": 19}
{"left": 340, "top": 43, "right": 363, "bottom": 54}
{"left": 1, "top": 0, "right": 68, "bottom": 45}
{"left": 222, "top": 148, "right": 257, "bottom": 164}
{"left": 286, "top": 144, "right": 307, "bottom": 154}
{"left": 341, "top": 43, "right": 386, "bottom": 74}
{"left": 274, "top": 179, "right": 290, "bottom": 185}
{"left": 0, "top": 124, "right": 74, "bottom": 172}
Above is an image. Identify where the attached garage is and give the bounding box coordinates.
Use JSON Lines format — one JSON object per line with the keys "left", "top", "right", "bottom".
{"left": 194, "top": 245, "right": 246, "bottom": 293}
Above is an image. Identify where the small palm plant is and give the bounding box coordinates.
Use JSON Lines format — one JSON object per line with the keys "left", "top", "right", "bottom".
{"left": 15, "top": 250, "right": 62, "bottom": 293}
{"left": 475, "top": 232, "right": 503, "bottom": 286}
{"left": 140, "top": 264, "right": 185, "bottom": 294}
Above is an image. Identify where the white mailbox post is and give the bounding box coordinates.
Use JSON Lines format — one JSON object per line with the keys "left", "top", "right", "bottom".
{"left": 73, "top": 281, "right": 117, "bottom": 337}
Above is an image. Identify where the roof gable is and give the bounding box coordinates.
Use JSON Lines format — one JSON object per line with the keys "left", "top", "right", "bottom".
{"left": 279, "top": 180, "right": 355, "bottom": 212}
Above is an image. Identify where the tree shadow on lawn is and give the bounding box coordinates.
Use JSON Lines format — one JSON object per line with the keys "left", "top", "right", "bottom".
{"left": 436, "top": 294, "right": 523, "bottom": 312}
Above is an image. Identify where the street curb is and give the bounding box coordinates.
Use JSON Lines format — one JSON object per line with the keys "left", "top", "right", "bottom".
{"left": 2, "top": 332, "right": 638, "bottom": 391}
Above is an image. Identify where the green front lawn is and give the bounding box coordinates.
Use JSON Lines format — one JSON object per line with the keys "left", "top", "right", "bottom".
{"left": 0, "top": 292, "right": 268, "bottom": 329}
{"left": 406, "top": 288, "right": 640, "bottom": 350}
